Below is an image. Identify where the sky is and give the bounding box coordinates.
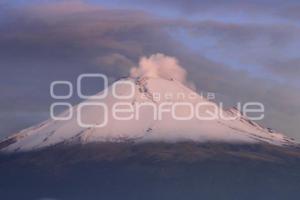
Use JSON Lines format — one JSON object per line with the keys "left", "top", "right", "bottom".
{"left": 0, "top": 0, "right": 299, "bottom": 140}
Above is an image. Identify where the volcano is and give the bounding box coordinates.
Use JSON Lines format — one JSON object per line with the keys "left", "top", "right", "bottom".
{"left": 0, "top": 75, "right": 297, "bottom": 152}
{"left": 1, "top": 72, "right": 300, "bottom": 200}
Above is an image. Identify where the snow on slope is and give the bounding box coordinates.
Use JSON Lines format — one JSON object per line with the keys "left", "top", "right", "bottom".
{"left": 0, "top": 76, "right": 296, "bottom": 152}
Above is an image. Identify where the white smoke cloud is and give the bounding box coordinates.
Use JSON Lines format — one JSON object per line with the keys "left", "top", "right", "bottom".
{"left": 130, "top": 53, "right": 196, "bottom": 90}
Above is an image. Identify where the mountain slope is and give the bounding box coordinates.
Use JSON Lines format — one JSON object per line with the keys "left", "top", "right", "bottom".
{"left": 0, "top": 76, "right": 297, "bottom": 152}
{"left": 1, "top": 142, "right": 300, "bottom": 200}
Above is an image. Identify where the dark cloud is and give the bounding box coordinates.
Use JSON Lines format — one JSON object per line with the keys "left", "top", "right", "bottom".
{"left": 263, "top": 58, "right": 300, "bottom": 79}
{"left": 185, "top": 21, "right": 298, "bottom": 46}
{"left": 174, "top": 20, "right": 300, "bottom": 82}
{"left": 0, "top": 1, "right": 299, "bottom": 140}
{"left": 122, "top": 0, "right": 300, "bottom": 20}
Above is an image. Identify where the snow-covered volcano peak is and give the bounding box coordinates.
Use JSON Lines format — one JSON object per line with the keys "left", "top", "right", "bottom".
{"left": 0, "top": 76, "right": 297, "bottom": 152}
